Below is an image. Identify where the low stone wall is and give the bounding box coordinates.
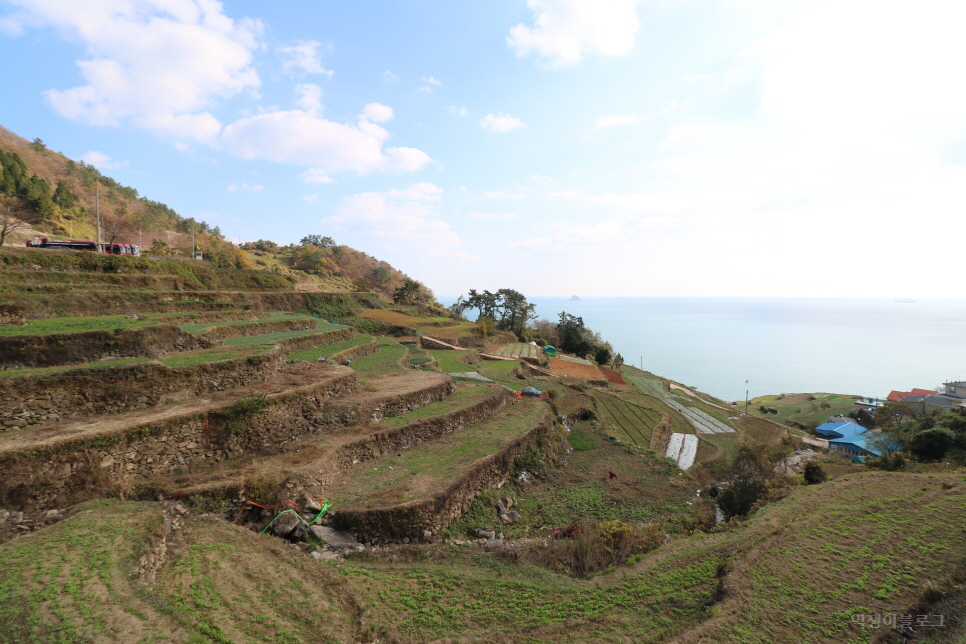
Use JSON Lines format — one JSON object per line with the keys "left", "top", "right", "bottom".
{"left": 0, "top": 349, "right": 286, "bottom": 427}
{"left": 332, "top": 417, "right": 560, "bottom": 544}
{"left": 420, "top": 336, "right": 466, "bottom": 351}
{"left": 328, "top": 338, "right": 379, "bottom": 364}
{"left": 198, "top": 317, "right": 316, "bottom": 340}
{"left": 0, "top": 368, "right": 360, "bottom": 511}
{"left": 0, "top": 324, "right": 211, "bottom": 370}
{"left": 276, "top": 327, "right": 354, "bottom": 353}
{"left": 318, "top": 373, "right": 453, "bottom": 425}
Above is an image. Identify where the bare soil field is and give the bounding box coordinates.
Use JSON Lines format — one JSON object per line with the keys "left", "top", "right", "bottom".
{"left": 548, "top": 356, "right": 604, "bottom": 380}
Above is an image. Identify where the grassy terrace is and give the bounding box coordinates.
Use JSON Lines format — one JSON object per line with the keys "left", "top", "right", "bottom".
{"left": 0, "top": 357, "right": 155, "bottom": 380}
{"left": 332, "top": 399, "right": 546, "bottom": 508}
{"left": 159, "top": 344, "right": 270, "bottom": 368}
{"left": 351, "top": 337, "right": 407, "bottom": 378}
{"left": 178, "top": 310, "right": 312, "bottom": 333}
{"left": 286, "top": 334, "right": 373, "bottom": 361}
{"left": 0, "top": 314, "right": 158, "bottom": 337}
{"left": 427, "top": 348, "right": 473, "bottom": 374}
{"left": 378, "top": 384, "right": 498, "bottom": 428}
{"left": 220, "top": 319, "right": 344, "bottom": 346}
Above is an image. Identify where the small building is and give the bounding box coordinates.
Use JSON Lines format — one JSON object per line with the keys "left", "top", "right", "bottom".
{"left": 943, "top": 382, "right": 966, "bottom": 400}
{"left": 828, "top": 434, "right": 897, "bottom": 458}
{"left": 815, "top": 421, "right": 865, "bottom": 440}
{"left": 887, "top": 388, "right": 937, "bottom": 402}
{"left": 543, "top": 345, "right": 557, "bottom": 357}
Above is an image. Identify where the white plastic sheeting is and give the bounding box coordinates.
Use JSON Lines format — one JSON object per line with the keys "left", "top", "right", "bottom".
{"left": 665, "top": 432, "right": 698, "bottom": 470}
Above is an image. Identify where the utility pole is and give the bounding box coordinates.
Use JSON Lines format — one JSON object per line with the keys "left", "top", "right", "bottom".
{"left": 191, "top": 220, "right": 195, "bottom": 259}
{"left": 745, "top": 380, "right": 749, "bottom": 415}
{"left": 95, "top": 180, "right": 101, "bottom": 252}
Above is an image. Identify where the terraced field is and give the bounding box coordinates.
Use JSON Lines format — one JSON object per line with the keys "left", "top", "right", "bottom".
{"left": 329, "top": 398, "right": 545, "bottom": 507}
{"left": 592, "top": 390, "right": 663, "bottom": 447}
{"left": 491, "top": 342, "right": 541, "bottom": 359}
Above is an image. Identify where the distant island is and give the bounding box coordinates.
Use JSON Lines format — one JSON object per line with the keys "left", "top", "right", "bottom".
{"left": 569, "top": 295, "right": 581, "bottom": 301}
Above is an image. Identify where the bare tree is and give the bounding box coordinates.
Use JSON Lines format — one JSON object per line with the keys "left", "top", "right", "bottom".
{"left": 0, "top": 203, "right": 29, "bottom": 247}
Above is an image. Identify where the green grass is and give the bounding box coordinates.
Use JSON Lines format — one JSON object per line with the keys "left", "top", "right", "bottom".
{"left": 0, "top": 314, "right": 158, "bottom": 337}
{"left": 159, "top": 346, "right": 267, "bottom": 368}
{"left": 351, "top": 337, "right": 407, "bottom": 377}
{"left": 178, "top": 310, "right": 312, "bottom": 333}
{"left": 285, "top": 334, "right": 374, "bottom": 361}
{"left": 220, "top": 319, "right": 343, "bottom": 346}
{"left": 379, "top": 385, "right": 498, "bottom": 428}
{"left": 334, "top": 400, "right": 546, "bottom": 507}
{"left": 567, "top": 425, "right": 597, "bottom": 451}
{"left": 593, "top": 392, "right": 661, "bottom": 446}
{"left": 741, "top": 393, "right": 859, "bottom": 426}
{"left": 427, "top": 349, "right": 473, "bottom": 374}
{"left": 0, "top": 357, "right": 156, "bottom": 380}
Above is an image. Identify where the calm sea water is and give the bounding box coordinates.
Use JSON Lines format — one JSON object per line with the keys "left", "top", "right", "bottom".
{"left": 446, "top": 297, "right": 966, "bottom": 402}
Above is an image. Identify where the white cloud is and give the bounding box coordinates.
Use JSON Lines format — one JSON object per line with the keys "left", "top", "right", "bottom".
{"left": 594, "top": 113, "right": 643, "bottom": 129}
{"left": 388, "top": 182, "right": 443, "bottom": 202}
{"left": 382, "top": 69, "right": 398, "bottom": 83}
{"left": 480, "top": 113, "right": 525, "bottom": 133}
{"left": 79, "top": 150, "right": 127, "bottom": 170}
{"left": 507, "top": 0, "right": 639, "bottom": 68}
{"left": 481, "top": 191, "right": 527, "bottom": 200}
{"left": 7, "top": 0, "right": 263, "bottom": 142}
{"left": 466, "top": 211, "right": 517, "bottom": 220}
{"left": 227, "top": 182, "right": 263, "bottom": 192}
{"left": 219, "top": 105, "right": 430, "bottom": 184}
{"left": 417, "top": 76, "right": 441, "bottom": 93}
{"left": 295, "top": 83, "right": 323, "bottom": 114}
{"left": 325, "top": 184, "right": 474, "bottom": 260}
{"left": 447, "top": 105, "right": 468, "bottom": 117}
{"left": 303, "top": 193, "right": 321, "bottom": 203}
{"left": 278, "top": 40, "right": 333, "bottom": 77}
{"left": 361, "top": 103, "right": 394, "bottom": 123}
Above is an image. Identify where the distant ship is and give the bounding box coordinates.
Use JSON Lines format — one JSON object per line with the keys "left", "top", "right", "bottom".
{"left": 568, "top": 295, "right": 581, "bottom": 301}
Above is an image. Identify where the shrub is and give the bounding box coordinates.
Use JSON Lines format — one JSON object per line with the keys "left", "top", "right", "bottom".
{"left": 717, "top": 475, "right": 766, "bottom": 519}
{"left": 803, "top": 461, "right": 828, "bottom": 484}
{"left": 515, "top": 521, "right": 663, "bottom": 577}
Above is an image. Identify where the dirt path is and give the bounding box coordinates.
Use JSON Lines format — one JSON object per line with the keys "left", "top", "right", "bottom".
{"left": 668, "top": 382, "right": 733, "bottom": 411}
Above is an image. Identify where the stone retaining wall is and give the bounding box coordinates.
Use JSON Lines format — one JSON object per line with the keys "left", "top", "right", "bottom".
{"left": 328, "top": 338, "right": 379, "bottom": 364}
{"left": 276, "top": 327, "right": 354, "bottom": 353}
{"left": 331, "top": 415, "right": 560, "bottom": 544}
{"left": 0, "top": 324, "right": 211, "bottom": 370}
{"left": 317, "top": 373, "right": 453, "bottom": 426}
{"left": 0, "top": 368, "right": 360, "bottom": 511}
{"left": 198, "top": 317, "right": 316, "bottom": 340}
{"left": 0, "top": 349, "right": 286, "bottom": 427}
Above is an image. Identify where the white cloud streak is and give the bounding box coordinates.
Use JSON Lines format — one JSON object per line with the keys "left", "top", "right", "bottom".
{"left": 278, "top": 40, "right": 333, "bottom": 77}
{"left": 480, "top": 113, "right": 525, "bottom": 133}
{"left": 6, "top": 0, "right": 262, "bottom": 142}
{"left": 326, "top": 183, "right": 474, "bottom": 261}
{"left": 507, "top": 0, "right": 639, "bottom": 68}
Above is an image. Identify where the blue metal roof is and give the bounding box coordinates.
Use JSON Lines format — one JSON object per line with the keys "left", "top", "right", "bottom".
{"left": 815, "top": 421, "right": 865, "bottom": 439}
{"left": 828, "top": 434, "right": 899, "bottom": 457}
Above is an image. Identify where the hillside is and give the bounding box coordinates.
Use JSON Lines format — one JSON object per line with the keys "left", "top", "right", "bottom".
{"left": 0, "top": 125, "right": 430, "bottom": 300}
{"left": 1, "top": 125, "right": 964, "bottom": 642}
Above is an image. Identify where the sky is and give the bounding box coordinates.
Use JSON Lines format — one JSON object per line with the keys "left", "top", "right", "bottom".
{"left": 1, "top": 0, "right": 965, "bottom": 299}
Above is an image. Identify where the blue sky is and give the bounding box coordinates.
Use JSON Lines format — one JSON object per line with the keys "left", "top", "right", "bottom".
{"left": 1, "top": 1, "right": 964, "bottom": 299}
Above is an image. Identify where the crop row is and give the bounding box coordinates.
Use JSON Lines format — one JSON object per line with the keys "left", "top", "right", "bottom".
{"left": 594, "top": 393, "right": 661, "bottom": 446}
{"left": 666, "top": 399, "right": 734, "bottom": 434}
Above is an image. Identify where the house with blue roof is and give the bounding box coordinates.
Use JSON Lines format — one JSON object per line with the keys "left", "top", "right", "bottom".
{"left": 815, "top": 421, "right": 865, "bottom": 439}
{"left": 828, "top": 434, "right": 899, "bottom": 458}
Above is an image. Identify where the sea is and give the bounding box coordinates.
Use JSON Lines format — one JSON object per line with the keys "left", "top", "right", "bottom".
{"left": 443, "top": 297, "right": 966, "bottom": 403}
